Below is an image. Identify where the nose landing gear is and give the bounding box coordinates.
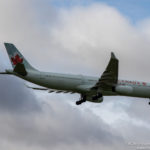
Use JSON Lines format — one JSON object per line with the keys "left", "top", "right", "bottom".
{"left": 76, "top": 95, "right": 86, "bottom": 105}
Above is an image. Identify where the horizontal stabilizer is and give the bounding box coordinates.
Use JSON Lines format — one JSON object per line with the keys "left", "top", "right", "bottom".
{"left": 0, "top": 72, "right": 9, "bottom": 74}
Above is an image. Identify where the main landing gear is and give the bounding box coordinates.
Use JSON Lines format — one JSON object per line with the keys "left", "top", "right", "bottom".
{"left": 148, "top": 99, "right": 150, "bottom": 105}
{"left": 76, "top": 95, "right": 86, "bottom": 105}
{"left": 148, "top": 98, "right": 150, "bottom": 105}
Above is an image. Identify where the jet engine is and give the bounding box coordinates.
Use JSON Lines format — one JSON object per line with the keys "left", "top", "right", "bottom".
{"left": 88, "top": 93, "right": 103, "bottom": 103}
{"left": 88, "top": 97, "right": 103, "bottom": 103}
{"left": 94, "top": 96, "right": 103, "bottom": 103}
{"left": 114, "top": 85, "right": 133, "bottom": 95}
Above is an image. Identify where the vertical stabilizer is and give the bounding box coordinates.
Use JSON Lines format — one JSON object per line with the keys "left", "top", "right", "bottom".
{"left": 4, "top": 43, "right": 36, "bottom": 76}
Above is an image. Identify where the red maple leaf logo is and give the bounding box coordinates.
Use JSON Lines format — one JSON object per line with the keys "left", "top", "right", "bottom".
{"left": 11, "top": 54, "right": 23, "bottom": 65}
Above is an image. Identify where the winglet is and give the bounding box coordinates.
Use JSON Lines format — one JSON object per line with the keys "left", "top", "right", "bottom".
{"left": 111, "top": 52, "right": 117, "bottom": 60}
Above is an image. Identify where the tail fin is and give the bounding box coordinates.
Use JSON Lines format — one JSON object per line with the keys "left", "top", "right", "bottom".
{"left": 4, "top": 43, "right": 36, "bottom": 76}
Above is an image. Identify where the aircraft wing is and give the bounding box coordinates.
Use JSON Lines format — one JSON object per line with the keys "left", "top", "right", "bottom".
{"left": 92, "top": 52, "right": 119, "bottom": 91}
{"left": 25, "top": 85, "right": 48, "bottom": 90}
{"left": 25, "top": 84, "right": 75, "bottom": 94}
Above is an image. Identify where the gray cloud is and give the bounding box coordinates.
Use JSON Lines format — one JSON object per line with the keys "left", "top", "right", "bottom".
{"left": 0, "top": 75, "right": 40, "bottom": 113}
{"left": 0, "top": 97, "right": 125, "bottom": 150}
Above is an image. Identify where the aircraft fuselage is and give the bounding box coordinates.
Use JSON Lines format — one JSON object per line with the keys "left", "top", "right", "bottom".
{"left": 3, "top": 43, "right": 150, "bottom": 105}
{"left": 12, "top": 69, "right": 150, "bottom": 99}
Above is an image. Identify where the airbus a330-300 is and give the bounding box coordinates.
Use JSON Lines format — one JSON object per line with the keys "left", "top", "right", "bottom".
{"left": 1, "top": 43, "right": 150, "bottom": 105}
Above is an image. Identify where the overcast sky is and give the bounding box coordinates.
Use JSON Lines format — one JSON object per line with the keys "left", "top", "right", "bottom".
{"left": 0, "top": 0, "right": 150, "bottom": 150}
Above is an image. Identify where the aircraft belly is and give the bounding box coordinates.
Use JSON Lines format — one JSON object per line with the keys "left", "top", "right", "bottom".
{"left": 24, "top": 73, "right": 83, "bottom": 92}
{"left": 18, "top": 71, "right": 150, "bottom": 99}
{"left": 46, "top": 79, "right": 80, "bottom": 91}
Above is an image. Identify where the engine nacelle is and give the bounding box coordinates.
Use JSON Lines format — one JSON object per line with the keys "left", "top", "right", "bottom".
{"left": 115, "top": 85, "right": 133, "bottom": 95}
{"left": 87, "top": 95, "right": 103, "bottom": 103}
{"left": 96, "top": 97, "right": 103, "bottom": 103}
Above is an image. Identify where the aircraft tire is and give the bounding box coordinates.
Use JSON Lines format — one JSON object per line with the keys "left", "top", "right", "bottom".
{"left": 76, "top": 101, "right": 82, "bottom": 105}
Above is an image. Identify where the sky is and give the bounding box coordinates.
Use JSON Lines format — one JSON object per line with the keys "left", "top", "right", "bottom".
{"left": 52, "top": 0, "right": 150, "bottom": 23}
{"left": 0, "top": 0, "right": 150, "bottom": 150}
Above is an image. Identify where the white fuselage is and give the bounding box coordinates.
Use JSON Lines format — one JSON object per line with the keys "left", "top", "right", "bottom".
{"left": 14, "top": 70, "right": 150, "bottom": 99}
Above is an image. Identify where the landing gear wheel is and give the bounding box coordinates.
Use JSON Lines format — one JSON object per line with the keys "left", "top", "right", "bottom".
{"left": 76, "top": 99, "right": 86, "bottom": 105}
{"left": 76, "top": 95, "right": 86, "bottom": 105}
{"left": 76, "top": 101, "right": 82, "bottom": 105}
{"left": 148, "top": 99, "right": 150, "bottom": 105}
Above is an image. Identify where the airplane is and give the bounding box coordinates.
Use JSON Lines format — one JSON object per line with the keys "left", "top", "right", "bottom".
{"left": 1, "top": 43, "right": 150, "bottom": 105}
